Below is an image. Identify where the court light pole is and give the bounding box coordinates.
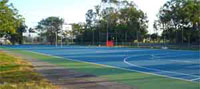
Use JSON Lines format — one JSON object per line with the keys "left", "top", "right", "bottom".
{"left": 106, "top": 20, "right": 109, "bottom": 43}
{"left": 105, "top": 0, "right": 111, "bottom": 44}
{"left": 137, "top": 30, "right": 139, "bottom": 47}
{"left": 92, "top": 28, "right": 95, "bottom": 45}
{"left": 106, "top": 11, "right": 109, "bottom": 43}
{"left": 137, "top": 23, "right": 141, "bottom": 47}
{"left": 60, "top": 30, "right": 63, "bottom": 48}
{"left": 182, "top": 28, "right": 183, "bottom": 44}
{"left": 55, "top": 31, "right": 58, "bottom": 47}
{"left": 60, "top": 25, "right": 65, "bottom": 48}
{"left": 51, "top": 20, "right": 58, "bottom": 47}
{"left": 61, "top": 35, "right": 63, "bottom": 48}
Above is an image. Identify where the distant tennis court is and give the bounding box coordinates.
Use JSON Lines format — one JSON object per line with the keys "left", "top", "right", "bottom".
{"left": 3, "top": 45, "right": 200, "bottom": 82}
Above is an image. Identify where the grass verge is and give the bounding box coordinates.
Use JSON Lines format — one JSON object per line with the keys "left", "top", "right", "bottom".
{"left": 0, "top": 51, "right": 59, "bottom": 89}
{"left": 2, "top": 48, "right": 200, "bottom": 89}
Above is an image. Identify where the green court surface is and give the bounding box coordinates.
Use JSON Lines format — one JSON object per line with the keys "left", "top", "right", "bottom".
{"left": 1, "top": 48, "right": 199, "bottom": 89}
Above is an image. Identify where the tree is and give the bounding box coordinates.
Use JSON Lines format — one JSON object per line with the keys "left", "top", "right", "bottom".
{"left": 0, "top": 0, "right": 25, "bottom": 44}
{"left": 85, "top": 9, "right": 97, "bottom": 44}
{"left": 74, "top": 0, "right": 148, "bottom": 45}
{"left": 157, "top": 0, "right": 200, "bottom": 44}
{"left": 10, "top": 23, "right": 27, "bottom": 44}
{"left": 151, "top": 33, "right": 159, "bottom": 41}
{"left": 72, "top": 23, "right": 85, "bottom": 43}
{"left": 36, "top": 17, "right": 64, "bottom": 45}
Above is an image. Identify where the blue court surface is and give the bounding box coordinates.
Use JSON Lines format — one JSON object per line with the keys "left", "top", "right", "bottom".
{"left": 2, "top": 45, "right": 200, "bottom": 82}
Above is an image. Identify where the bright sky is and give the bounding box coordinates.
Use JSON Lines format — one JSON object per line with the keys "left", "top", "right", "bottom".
{"left": 9, "top": 0, "right": 167, "bottom": 34}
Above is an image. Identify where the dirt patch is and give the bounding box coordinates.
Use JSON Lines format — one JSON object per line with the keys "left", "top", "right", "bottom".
{"left": 3, "top": 50, "right": 135, "bottom": 89}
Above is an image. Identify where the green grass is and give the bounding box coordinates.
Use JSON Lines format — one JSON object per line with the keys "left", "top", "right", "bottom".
{"left": 0, "top": 51, "right": 59, "bottom": 89}
{"left": 2, "top": 48, "right": 200, "bottom": 89}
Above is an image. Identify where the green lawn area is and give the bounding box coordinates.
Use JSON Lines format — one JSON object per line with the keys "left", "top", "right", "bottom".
{"left": 2, "top": 48, "right": 200, "bottom": 89}
{"left": 0, "top": 51, "right": 58, "bottom": 89}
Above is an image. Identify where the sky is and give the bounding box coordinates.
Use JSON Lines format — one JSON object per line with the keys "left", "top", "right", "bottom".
{"left": 9, "top": 0, "right": 167, "bottom": 34}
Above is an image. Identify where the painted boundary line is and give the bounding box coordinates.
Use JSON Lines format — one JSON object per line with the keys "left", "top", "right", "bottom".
{"left": 25, "top": 50, "right": 196, "bottom": 82}
{"left": 123, "top": 55, "right": 199, "bottom": 79}
{"left": 191, "top": 78, "right": 200, "bottom": 81}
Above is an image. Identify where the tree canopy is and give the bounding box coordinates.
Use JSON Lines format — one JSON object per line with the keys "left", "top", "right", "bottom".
{"left": 0, "top": 0, "right": 26, "bottom": 44}
{"left": 36, "top": 16, "right": 64, "bottom": 45}
{"left": 73, "top": 0, "right": 148, "bottom": 44}
{"left": 156, "top": 0, "right": 200, "bottom": 44}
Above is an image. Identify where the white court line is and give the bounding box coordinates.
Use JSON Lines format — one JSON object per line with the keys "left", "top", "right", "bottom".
{"left": 123, "top": 55, "right": 199, "bottom": 78}
{"left": 150, "top": 54, "right": 200, "bottom": 63}
{"left": 151, "top": 53, "right": 199, "bottom": 59}
{"left": 191, "top": 77, "right": 200, "bottom": 81}
{"left": 170, "top": 60, "right": 196, "bottom": 63}
{"left": 24, "top": 50, "right": 196, "bottom": 82}
{"left": 66, "top": 55, "right": 125, "bottom": 58}
{"left": 94, "top": 49, "right": 147, "bottom": 54}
